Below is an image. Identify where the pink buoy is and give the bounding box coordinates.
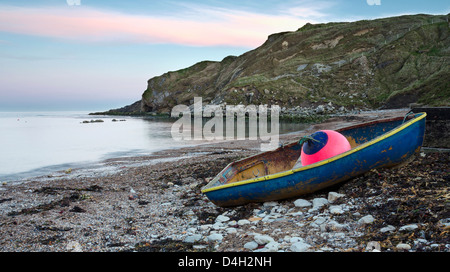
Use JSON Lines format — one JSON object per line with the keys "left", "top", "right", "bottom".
{"left": 300, "top": 130, "right": 351, "bottom": 166}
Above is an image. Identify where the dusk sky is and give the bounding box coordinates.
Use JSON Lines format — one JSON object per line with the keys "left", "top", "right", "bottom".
{"left": 0, "top": 0, "right": 448, "bottom": 111}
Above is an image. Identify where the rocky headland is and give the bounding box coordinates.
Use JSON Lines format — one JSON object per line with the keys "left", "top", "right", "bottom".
{"left": 93, "top": 13, "right": 449, "bottom": 119}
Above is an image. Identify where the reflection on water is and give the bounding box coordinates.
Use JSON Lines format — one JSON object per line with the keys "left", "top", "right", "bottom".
{"left": 158, "top": 116, "right": 309, "bottom": 139}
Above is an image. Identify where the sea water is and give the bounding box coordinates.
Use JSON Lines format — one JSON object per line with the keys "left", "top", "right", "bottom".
{"left": 0, "top": 111, "right": 189, "bottom": 182}
{"left": 0, "top": 111, "right": 308, "bottom": 182}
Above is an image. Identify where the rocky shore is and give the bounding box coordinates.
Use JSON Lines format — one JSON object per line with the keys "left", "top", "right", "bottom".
{"left": 0, "top": 109, "right": 448, "bottom": 252}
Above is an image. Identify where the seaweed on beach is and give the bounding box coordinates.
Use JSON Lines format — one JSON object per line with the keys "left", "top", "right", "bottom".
{"left": 7, "top": 193, "right": 80, "bottom": 216}
{"left": 33, "top": 185, "right": 103, "bottom": 195}
{"left": 130, "top": 238, "right": 212, "bottom": 252}
{"left": 335, "top": 152, "right": 450, "bottom": 251}
{"left": 7, "top": 185, "right": 103, "bottom": 216}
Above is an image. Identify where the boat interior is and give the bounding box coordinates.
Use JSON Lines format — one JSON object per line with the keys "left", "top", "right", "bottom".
{"left": 218, "top": 116, "right": 409, "bottom": 185}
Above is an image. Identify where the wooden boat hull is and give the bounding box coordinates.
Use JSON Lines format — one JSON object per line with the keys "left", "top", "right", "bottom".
{"left": 201, "top": 112, "right": 427, "bottom": 207}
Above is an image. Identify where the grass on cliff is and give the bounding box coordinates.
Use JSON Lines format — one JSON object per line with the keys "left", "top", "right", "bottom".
{"left": 141, "top": 14, "right": 450, "bottom": 112}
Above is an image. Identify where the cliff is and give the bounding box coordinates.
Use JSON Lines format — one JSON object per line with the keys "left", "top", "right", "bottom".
{"left": 106, "top": 14, "right": 450, "bottom": 116}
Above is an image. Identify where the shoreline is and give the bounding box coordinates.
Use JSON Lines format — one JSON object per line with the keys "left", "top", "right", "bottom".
{"left": 1, "top": 108, "right": 448, "bottom": 252}
{"left": 0, "top": 109, "right": 408, "bottom": 186}
{"left": 2, "top": 108, "right": 411, "bottom": 185}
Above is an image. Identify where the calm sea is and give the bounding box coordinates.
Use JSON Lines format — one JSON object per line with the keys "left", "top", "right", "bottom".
{"left": 0, "top": 111, "right": 308, "bottom": 182}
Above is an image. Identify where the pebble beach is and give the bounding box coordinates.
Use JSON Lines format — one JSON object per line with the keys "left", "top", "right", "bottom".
{"left": 0, "top": 109, "right": 448, "bottom": 252}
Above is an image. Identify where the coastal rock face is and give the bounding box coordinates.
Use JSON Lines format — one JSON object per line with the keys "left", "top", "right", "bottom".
{"left": 136, "top": 14, "right": 449, "bottom": 114}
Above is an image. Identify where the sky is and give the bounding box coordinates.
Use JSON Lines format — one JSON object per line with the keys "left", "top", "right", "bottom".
{"left": 0, "top": 0, "right": 448, "bottom": 111}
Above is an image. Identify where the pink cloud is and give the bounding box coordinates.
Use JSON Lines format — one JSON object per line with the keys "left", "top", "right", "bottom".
{"left": 0, "top": 5, "right": 312, "bottom": 47}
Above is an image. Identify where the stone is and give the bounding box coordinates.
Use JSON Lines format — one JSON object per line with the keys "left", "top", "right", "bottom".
{"left": 297, "top": 64, "right": 308, "bottom": 71}
{"left": 311, "top": 63, "right": 332, "bottom": 75}
{"left": 399, "top": 224, "right": 419, "bottom": 232}
{"left": 263, "top": 201, "right": 278, "bottom": 207}
{"left": 329, "top": 205, "right": 344, "bottom": 214}
{"left": 313, "top": 216, "right": 327, "bottom": 226}
{"left": 358, "top": 215, "right": 375, "bottom": 224}
{"left": 327, "top": 220, "right": 347, "bottom": 231}
{"left": 430, "top": 244, "right": 440, "bottom": 249}
{"left": 315, "top": 105, "right": 325, "bottom": 114}
{"left": 271, "top": 205, "right": 287, "bottom": 214}
{"left": 264, "top": 241, "right": 280, "bottom": 252}
{"left": 290, "top": 241, "right": 311, "bottom": 252}
{"left": 184, "top": 234, "right": 202, "bottom": 243}
{"left": 294, "top": 199, "right": 312, "bottom": 208}
{"left": 212, "top": 222, "right": 224, "bottom": 230}
{"left": 414, "top": 239, "right": 428, "bottom": 245}
{"left": 216, "top": 215, "right": 230, "bottom": 223}
{"left": 262, "top": 216, "right": 275, "bottom": 223}
{"left": 289, "top": 237, "right": 304, "bottom": 243}
{"left": 380, "top": 225, "right": 396, "bottom": 233}
{"left": 254, "top": 234, "right": 275, "bottom": 245}
{"left": 328, "top": 192, "right": 345, "bottom": 203}
{"left": 225, "top": 227, "right": 237, "bottom": 234}
{"left": 186, "top": 227, "right": 197, "bottom": 233}
{"left": 312, "top": 198, "right": 329, "bottom": 210}
{"left": 193, "top": 245, "right": 208, "bottom": 250}
{"left": 66, "top": 241, "right": 83, "bottom": 252}
{"left": 396, "top": 243, "right": 411, "bottom": 250}
{"left": 248, "top": 216, "right": 262, "bottom": 222}
{"left": 438, "top": 218, "right": 450, "bottom": 228}
{"left": 207, "top": 233, "right": 223, "bottom": 242}
{"left": 199, "top": 224, "right": 212, "bottom": 231}
{"left": 289, "top": 211, "right": 303, "bottom": 217}
{"left": 237, "top": 219, "right": 250, "bottom": 226}
{"left": 244, "top": 241, "right": 259, "bottom": 250}
{"left": 366, "top": 241, "right": 381, "bottom": 252}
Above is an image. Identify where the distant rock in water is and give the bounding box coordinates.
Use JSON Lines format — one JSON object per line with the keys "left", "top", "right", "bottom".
{"left": 81, "top": 119, "right": 104, "bottom": 124}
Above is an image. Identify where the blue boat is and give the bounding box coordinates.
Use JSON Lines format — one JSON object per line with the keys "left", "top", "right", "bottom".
{"left": 201, "top": 112, "right": 427, "bottom": 207}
